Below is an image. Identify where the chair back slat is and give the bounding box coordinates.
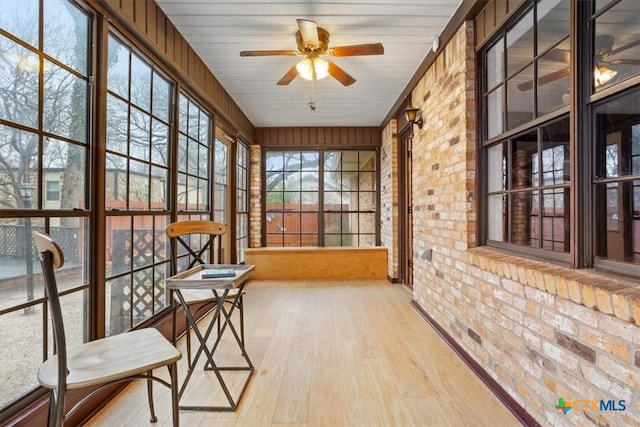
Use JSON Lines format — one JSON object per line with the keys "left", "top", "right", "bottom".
{"left": 32, "top": 231, "right": 68, "bottom": 396}
{"left": 166, "top": 221, "right": 227, "bottom": 271}
{"left": 166, "top": 220, "right": 226, "bottom": 238}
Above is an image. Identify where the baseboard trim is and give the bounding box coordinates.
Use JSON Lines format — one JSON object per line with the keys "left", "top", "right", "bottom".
{"left": 410, "top": 300, "right": 541, "bottom": 427}
{"left": 387, "top": 274, "right": 398, "bottom": 283}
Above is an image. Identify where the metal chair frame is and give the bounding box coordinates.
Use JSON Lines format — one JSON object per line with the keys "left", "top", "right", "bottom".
{"left": 33, "top": 231, "right": 181, "bottom": 427}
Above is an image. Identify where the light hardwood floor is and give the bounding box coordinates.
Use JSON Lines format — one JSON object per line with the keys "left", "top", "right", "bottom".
{"left": 87, "top": 280, "right": 522, "bottom": 427}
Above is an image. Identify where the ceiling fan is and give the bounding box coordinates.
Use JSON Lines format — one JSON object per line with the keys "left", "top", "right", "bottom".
{"left": 518, "top": 35, "right": 640, "bottom": 92}
{"left": 239, "top": 19, "right": 384, "bottom": 86}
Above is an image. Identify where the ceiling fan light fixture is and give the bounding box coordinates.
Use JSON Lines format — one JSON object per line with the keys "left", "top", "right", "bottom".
{"left": 594, "top": 65, "right": 617, "bottom": 87}
{"left": 296, "top": 57, "right": 329, "bottom": 81}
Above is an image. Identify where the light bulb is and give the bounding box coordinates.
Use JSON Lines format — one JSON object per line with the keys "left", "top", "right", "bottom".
{"left": 296, "top": 57, "right": 329, "bottom": 81}
{"left": 594, "top": 66, "right": 617, "bottom": 87}
{"left": 296, "top": 58, "right": 314, "bottom": 80}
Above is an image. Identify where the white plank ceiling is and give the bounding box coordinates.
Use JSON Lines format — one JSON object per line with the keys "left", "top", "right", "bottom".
{"left": 155, "top": 0, "right": 463, "bottom": 127}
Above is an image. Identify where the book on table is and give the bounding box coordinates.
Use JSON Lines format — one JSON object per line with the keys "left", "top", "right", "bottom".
{"left": 201, "top": 269, "right": 236, "bottom": 279}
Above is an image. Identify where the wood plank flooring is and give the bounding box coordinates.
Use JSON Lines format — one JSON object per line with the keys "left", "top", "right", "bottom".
{"left": 86, "top": 280, "right": 521, "bottom": 427}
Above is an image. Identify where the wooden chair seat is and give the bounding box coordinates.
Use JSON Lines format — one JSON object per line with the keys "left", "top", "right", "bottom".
{"left": 38, "top": 328, "right": 181, "bottom": 390}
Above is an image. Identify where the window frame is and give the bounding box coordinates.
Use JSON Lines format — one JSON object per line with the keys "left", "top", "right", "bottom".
{"left": 480, "top": 0, "right": 573, "bottom": 264}
{"left": 263, "top": 148, "right": 380, "bottom": 247}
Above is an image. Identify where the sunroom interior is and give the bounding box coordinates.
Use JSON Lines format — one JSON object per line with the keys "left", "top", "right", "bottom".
{"left": 1, "top": 0, "right": 639, "bottom": 426}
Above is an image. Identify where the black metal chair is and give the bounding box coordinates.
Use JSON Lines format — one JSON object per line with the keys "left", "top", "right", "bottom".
{"left": 166, "top": 220, "right": 245, "bottom": 365}
{"left": 33, "top": 231, "right": 181, "bottom": 427}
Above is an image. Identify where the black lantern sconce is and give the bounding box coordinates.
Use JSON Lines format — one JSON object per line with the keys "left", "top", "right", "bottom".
{"left": 403, "top": 102, "right": 423, "bottom": 129}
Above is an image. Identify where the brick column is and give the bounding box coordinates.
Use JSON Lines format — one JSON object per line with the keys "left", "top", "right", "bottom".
{"left": 512, "top": 148, "right": 531, "bottom": 246}
{"left": 249, "top": 144, "right": 262, "bottom": 248}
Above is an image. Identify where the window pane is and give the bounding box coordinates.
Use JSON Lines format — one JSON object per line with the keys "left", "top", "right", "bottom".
{"left": 266, "top": 152, "right": 284, "bottom": 171}
{"left": 153, "top": 73, "right": 170, "bottom": 121}
{"left": 43, "top": 139, "right": 86, "bottom": 209}
{"left": 130, "top": 108, "right": 150, "bottom": 162}
{"left": 0, "top": 0, "right": 39, "bottom": 47}
{"left": 43, "top": 61, "right": 88, "bottom": 142}
{"left": 541, "top": 188, "right": 569, "bottom": 252}
{"left": 107, "top": 35, "right": 129, "bottom": 99}
{"left": 536, "top": 0, "right": 570, "bottom": 55}
{"left": 106, "top": 94, "right": 128, "bottom": 155}
{"left": 150, "top": 166, "right": 167, "bottom": 209}
{"left": 537, "top": 38, "right": 570, "bottom": 116}
{"left": 506, "top": 8, "right": 534, "bottom": 77}
{"left": 0, "top": 35, "right": 39, "bottom": 128}
{"left": 594, "top": 0, "right": 640, "bottom": 92}
{"left": 44, "top": 0, "right": 88, "bottom": 75}
{"left": 486, "top": 37, "right": 504, "bottom": 90}
{"left": 510, "top": 191, "right": 535, "bottom": 247}
{"left": 151, "top": 119, "right": 169, "bottom": 166}
{"left": 0, "top": 306, "right": 44, "bottom": 406}
{"left": 131, "top": 54, "right": 151, "bottom": 112}
{"left": 0, "top": 124, "right": 39, "bottom": 209}
{"left": 487, "top": 194, "right": 506, "bottom": 242}
{"left": 510, "top": 132, "right": 538, "bottom": 189}
{"left": 541, "top": 118, "right": 570, "bottom": 185}
{"left": 105, "top": 154, "right": 127, "bottom": 209}
{"left": 487, "top": 86, "right": 504, "bottom": 139}
{"left": 507, "top": 64, "right": 534, "bottom": 130}
{"left": 487, "top": 143, "right": 506, "bottom": 193}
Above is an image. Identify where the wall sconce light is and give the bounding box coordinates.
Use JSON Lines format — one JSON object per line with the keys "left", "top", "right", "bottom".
{"left": 403, "top": 103, "right": 423, "bottom": 129}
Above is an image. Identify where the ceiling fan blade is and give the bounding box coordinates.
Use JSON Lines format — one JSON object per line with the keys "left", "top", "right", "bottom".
{"left": 518, "top": 67, "right": 569, "bottom": 92}
{"left": 606, "top": 58, "right": 640, "bottom": 65}
{"left": 297, "top": 19, "right": 320, "bottom": 47}
{"left": 329, "top": 43, "right": 384, "bottom": 57}
{"left": 277, "top": 65, "right": 299, "bottom": 85}
{"left": 603, "top": 38, "right": 640, "bottom": 58}
{"left": 327, "top": 61, "right": 356, "bottom": 86}
{"left": 240, "top": 50, "right": 299, "bottom": 57}
{"left": 544, "top": 48, "right": 570, "bottom": 64}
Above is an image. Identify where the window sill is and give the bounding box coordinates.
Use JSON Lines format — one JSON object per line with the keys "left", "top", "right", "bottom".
{"left": 467, "top": 247, "right": 640, "bottom": 324}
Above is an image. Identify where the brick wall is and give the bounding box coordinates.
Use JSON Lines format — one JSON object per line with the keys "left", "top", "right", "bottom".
{"left": 249, "top": 144, "right": 262, "bottom": 248}
{"left": 391, "top": 20, "right": 640, "bottom": 426}
{"left": 380, "top": 119, "right": 399, "bottom": 280}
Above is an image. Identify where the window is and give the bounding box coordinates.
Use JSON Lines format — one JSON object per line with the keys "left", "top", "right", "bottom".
{"left": 46, "top": 180, "right": 60, "bottom": 201}
{"left": 236, "top": 141, "right": 249, "bottom": 262}
{"left": 589, "top": 1, "right": 640, "bottom": 274}
{"left": 265, "top": 149, "right": 378, "bottom": 247}
{"left": 104, "top": 33, "right": 173, "bottom": 335}
{"left": 175, "top": 93, "right": 214, "bottom": 271}
{"left": 0, "top": 0, "right": 91, "bottom": 409}
{"left": 486, "top": 118, "right": 570, "bottom": 253}
{"left": 214, "top": 136, "right": 229, "bottom": 223}
{"left": 177, "top": 93, "right": 210, "bottom": 213}
{"left": 482, "top": 0, "right": 571, "bottom": 260}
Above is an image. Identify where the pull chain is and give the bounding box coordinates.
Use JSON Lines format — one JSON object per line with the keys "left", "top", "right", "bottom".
{"left": 309, "top": 77, "right": 316, "bottom": 111}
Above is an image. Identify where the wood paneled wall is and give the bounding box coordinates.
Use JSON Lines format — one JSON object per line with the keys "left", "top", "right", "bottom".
{"left": 255, "top": 127, "right": 381, "bottom": 147}
{"left": 474, "top": 0, "right": 526, "bottom": 48}
{"left": 99, "top": 0, "right": 254, "bottom": 142}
